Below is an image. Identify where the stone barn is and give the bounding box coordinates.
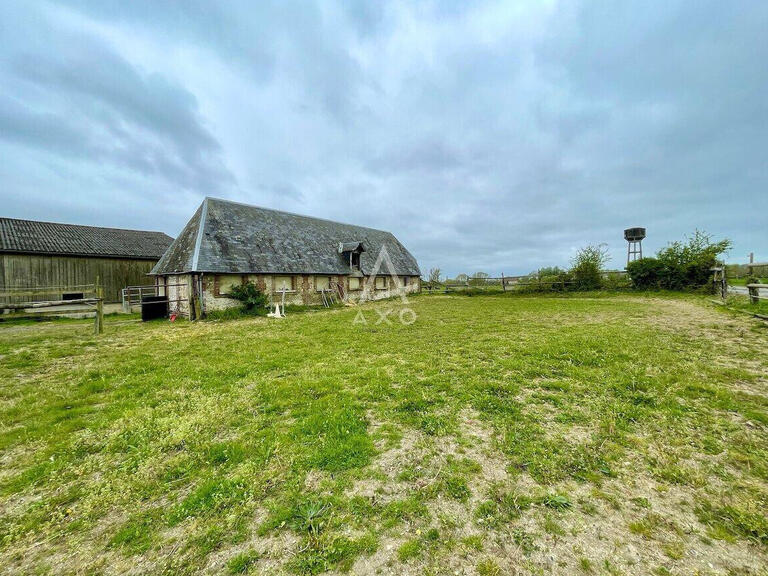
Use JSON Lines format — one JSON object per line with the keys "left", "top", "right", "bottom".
{"left": 0, "top": 218, "right": 173, "bottom": 304}
{"left": 150, "top": 197, "right": 421, "bottom": 318}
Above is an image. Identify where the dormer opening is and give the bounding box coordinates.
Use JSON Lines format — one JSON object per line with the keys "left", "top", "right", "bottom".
{"left": 338, "top": 241, "right": 365, "bottom": 272}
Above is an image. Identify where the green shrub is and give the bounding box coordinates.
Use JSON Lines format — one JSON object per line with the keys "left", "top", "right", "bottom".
{"left": 512, "top": 267, "right": 572, "bottom": 294}
{"left": 540, "top": 275, "right": 570, "bottom": 292}
{"left": 540, "top": 267, "right": 572, "bottom": 292}
{"left": 570, "top": 244, "right": 610, "bottom": 291}
{"left": 626, "top": 258, "right": 664, "bottom": 289}
{"left": 538, "top": 266, "right": 567, "bottom": 278}
{"left": 602, "top": 272, "right": 631, "bottom": 290}
{"left": 227, "top": 282, "right": 268, "bottom": 315}
{"left": 657, "top": 230, "right": 731, "bottom": 289}
{"left": 627, "top": 231, "right": 731, "bottom": 291}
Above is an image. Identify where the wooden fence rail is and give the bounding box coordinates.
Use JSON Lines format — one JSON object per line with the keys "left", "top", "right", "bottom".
{"left": 1, "top": 298, "right": 104, "bottom": 334}
{"left": 0, "top": 284, "right": 98, "bottom": 300}
{"left": 747, "top": 284, "right": 768, "bottom": 304}
{"left": 423, "top": 271, "right": 628, "bottom": 293}
{"left": 0, "top": 279, "right": 104, "bottom": 335}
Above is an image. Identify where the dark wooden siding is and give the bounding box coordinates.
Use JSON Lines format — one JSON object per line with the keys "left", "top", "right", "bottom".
{"left": 0, "top": 254, "right": 158, "bottom": 303}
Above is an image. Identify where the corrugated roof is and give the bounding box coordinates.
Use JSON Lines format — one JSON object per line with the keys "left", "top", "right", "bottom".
{"left": 0, "top": 217, "right": 174, "bottom": 260}
{"left": 151, "top": 197, "right": 421, "bottom": 276}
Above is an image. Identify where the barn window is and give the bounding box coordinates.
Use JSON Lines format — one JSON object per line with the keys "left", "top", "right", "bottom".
{"left": 315, "top": 276, "right": 331, "bottom": 291}
{"left": 403, "top": 276, "right": 409, "bottom": 286}
{"left": 375, "top": 276, "right": 387, "bottom": 290}
{"left": 215, "top": 275, "right": 244, "bottom": 298}
{"left": 274, "top": 276, "right": 295, "bottom": 292}
{"left": 351, "top": 252, "right": 361, "bottom": 270}
{"left": 349, "top": 277, "right": 361, "bottom": 291}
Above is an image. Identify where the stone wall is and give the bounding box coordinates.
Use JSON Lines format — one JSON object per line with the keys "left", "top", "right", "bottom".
{"left": 346, "top": 275, "right": 421, "bottom": 303}
{"left": 161, "top": 274, "right": 190, "bottom": 317}
{"left": 158, "top": 273, "right": 421, "bottom": 317}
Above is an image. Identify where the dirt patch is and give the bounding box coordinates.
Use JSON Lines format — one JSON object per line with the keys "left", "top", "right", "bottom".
{"left": 640, "top": 298, "right": 761, "bottom": 344}
{"left": 345, "top": 411, "right": 516, "bottom": 574}
{"left": 347, "top": 403, "right": 768, "bottom": 575}
{"left": 453, "top": 410, "right": 510, "bottom": 499}
{"left": 204, "top": 525, "right": 299, "bottom": 576}
{"left": 504, "top": 476, "right": 767, "bottom": 576}
{"left": 345, "top": 424, "right": 423, "bottom": 504}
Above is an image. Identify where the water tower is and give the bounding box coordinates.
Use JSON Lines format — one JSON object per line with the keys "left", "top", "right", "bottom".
{"left": 624, "top": 227, "right": 646, "bottom": 266}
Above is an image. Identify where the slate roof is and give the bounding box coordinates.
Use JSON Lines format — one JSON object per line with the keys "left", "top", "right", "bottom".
{"left": 338, "top": 241, "right": 364, "bottom": 253}
{"left": 0, "top": 217, "right": 174, "bottom": 260}
{"left": 151, "top": 197, "right": 421, "bottom": 276}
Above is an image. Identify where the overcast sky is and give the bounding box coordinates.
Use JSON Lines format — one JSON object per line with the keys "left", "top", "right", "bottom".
{"left": 1, "top": 1, "right": 766, "bottom": 276}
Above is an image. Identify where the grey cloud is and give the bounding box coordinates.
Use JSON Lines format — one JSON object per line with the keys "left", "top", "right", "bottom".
{"left": 366, "top": 140, "right": 468, "bottom": 175}
{"left": 0, "top": 21, "right": 234, "bottom": 199}
{"left": 1, "top": 1, "right": 766, "bottom": 276}
{"left": 0, "top": 98, "right": 88, "bottom": 157}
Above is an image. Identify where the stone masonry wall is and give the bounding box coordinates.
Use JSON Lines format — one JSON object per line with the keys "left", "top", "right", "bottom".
{"left": 198, "top": 274, "right": 421, "bottom": 313}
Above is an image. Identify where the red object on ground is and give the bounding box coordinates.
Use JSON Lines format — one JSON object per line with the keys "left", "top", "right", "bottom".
{"left": 169, "top": 313, "right": 177, "bottom": 322}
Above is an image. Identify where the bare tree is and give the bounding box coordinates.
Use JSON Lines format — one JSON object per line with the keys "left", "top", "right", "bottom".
{"left": 428, "top": 267, "right": 442, "bottom": 284}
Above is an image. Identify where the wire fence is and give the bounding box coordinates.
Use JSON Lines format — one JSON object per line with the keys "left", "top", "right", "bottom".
{"left": 422, "top": 271, "right": 630, "bottom": 293}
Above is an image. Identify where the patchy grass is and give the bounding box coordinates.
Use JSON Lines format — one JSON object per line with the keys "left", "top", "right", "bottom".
{"left": 722, "top": 293, "right": 768, "bottom": 317}
{"left": 0, "top": 293, "right": 767, "bottom": 575}
{"left": 728, "top": 278, "right": 768, "bottom": 287}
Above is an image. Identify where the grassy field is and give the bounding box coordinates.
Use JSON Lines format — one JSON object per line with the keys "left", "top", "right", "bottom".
{"left": 1, "top": 294, "right": 767, "bottom": 575}
{"left": 728, "top": 278, "right": 768, "bottom": 287}
{"left": 722, "top": 295, "right": 768, "bottom": 318}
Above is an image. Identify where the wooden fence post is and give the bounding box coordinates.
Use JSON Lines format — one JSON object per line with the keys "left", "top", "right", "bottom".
{"left": 94, "top": 298, "right": 104, "bottom": 335}
{"left": 94, "top": 276, "right": 104, "bottom": 335}
{"left": 721, "top": 267, "right": 727, "bottom": 299}
{"left": 501, "top": 273, "right": 506, "bottom": 292}
{"left": 187, "top": 275, "right": 196, "bottom": 320}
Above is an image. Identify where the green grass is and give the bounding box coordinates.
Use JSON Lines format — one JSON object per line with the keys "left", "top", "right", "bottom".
{"left": 722, "top": 293, "right": 768, "bottom": 316}
{"left": 0, "top": 293, "right": 766, "bottom": 574}
{"left": 227, "top": 549, "right": 261, "bottom": 574}
{"left": 728, "top": 278, "right": 768, "bottom": 287}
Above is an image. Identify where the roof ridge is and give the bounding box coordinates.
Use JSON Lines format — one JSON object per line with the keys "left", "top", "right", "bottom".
{"left": 204, "top": 196, "right": 393, "bottom": 235}
{"left": 0, "top": 216, "right": 171, "bottom": 237}
{"left": 191, "top": 198, "right": 209, "bottom": 272}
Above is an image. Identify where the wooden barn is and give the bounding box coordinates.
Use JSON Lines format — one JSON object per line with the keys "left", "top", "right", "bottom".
{"left": 150, "top": 197, "right": 421, "bottom": 317}
{"left": 0, "top": 218, "right": 173, "bottom": 304}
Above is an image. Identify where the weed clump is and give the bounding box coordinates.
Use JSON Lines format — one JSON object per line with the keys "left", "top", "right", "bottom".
{"left": 226, "top": 281, "right": 269, "bottom": 315}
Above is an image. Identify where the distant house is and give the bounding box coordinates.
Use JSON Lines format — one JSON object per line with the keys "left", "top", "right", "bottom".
{"left": 150, "top": 197, "right": 421, "bottom": 317}
{"left": 0, "top": 218, "right": 173, "bottom": 303}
